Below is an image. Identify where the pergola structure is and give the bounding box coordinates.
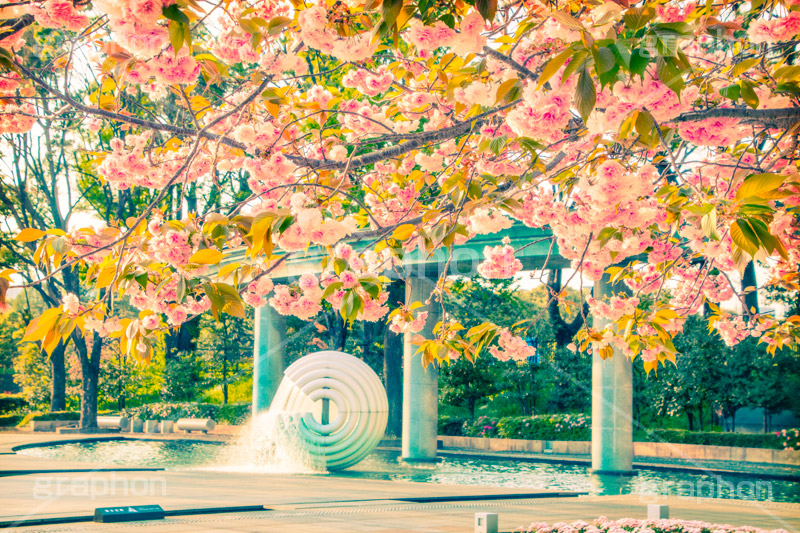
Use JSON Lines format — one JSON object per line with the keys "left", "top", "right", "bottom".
{"left": 249, "top": 224, "right": 633, "bottom": 473}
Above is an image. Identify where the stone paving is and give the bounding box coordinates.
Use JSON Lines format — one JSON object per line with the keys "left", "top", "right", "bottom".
{"left": 1, "top": 432, "right": 798, "bottom": 532}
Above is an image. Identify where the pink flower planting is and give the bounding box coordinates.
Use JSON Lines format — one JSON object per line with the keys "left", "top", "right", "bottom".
{"left": 523, "top": 516, "right": 788, "bottom": 533}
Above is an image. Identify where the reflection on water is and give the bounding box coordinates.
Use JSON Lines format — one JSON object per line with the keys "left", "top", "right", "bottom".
{"left": 18, "top": 441, "right": 800, "bottom": 503}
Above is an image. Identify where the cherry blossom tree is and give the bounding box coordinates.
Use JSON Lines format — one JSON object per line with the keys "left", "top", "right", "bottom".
{"left": 2, "top": 0, "right": 800, "bottom": 425}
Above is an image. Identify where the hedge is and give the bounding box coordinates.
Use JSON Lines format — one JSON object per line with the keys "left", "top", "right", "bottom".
{"left": 19, "top": 411, "right": 81, "bottom": 426}
{"left": 0, "top": 414, "right": 23, "bottom": 427}
{"left": 641, "top": 428, "right": 784, "bottom": 450}
{"left": 122, "top": 402, "right": 250, "bottom": 424}
{"left": 456, "top": 414, "right": 591, "bottom": 441}
{"left": 0, "top": 393, "right": 27, "bottom": 414}
{"left": 439, "top": 415, "right": 787, "bottom": 449}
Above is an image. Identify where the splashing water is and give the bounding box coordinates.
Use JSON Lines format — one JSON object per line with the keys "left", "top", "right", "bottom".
{"left": 207, "top": 411, "right": 323, "bottom": 474}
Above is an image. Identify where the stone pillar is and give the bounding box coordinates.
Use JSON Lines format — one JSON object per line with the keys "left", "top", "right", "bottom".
{"left": 252, "top": 304, "right": 286, "bottom": 414}
{"left": 402, "top": 275, "right": 440, "bottom": 461}
{"left": 591, "top": 273, "right": 634, "bottom": 473}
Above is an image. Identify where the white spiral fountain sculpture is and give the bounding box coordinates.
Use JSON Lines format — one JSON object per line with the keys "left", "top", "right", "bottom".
{"left": 268, "top": 350, "right": 388, "bottom": 470}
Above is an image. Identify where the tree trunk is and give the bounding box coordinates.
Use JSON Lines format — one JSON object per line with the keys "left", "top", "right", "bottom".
{"left": 697, "top": 403, "right": 704, "bottom": 431}
{"left": 546, "top": 269, "right": 588, "bottom": 347}
{"left": 383, "top": 280, "right": 404, "bottom": 437}
{"left": 222, "top": 356, "right": 228, "bottom": 405}
{"left": 73, "top": 331, "right": 102, "bottom": 431}
{"left": 687, "top": 410, "right": 696, "bottom": 431}
{"left": 742, "top": 261, "right": 759, "bottom": 317}
{"left": 49, "top": 341, "right": 66, "bottom": 412}
{"left": 165, "top": 317, "right": 200, "bottom": 361}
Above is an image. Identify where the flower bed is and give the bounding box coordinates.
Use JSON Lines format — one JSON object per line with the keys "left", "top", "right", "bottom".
{"left": 523, "top": 517, "right": 787, "bottom": 533}
{"left": 459, "top": 414, "right": 591, "bottom": 441}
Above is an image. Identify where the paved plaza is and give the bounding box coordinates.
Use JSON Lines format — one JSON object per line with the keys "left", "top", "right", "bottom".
{"left": 1, "top": 432, "right": 798, "bottom": 532}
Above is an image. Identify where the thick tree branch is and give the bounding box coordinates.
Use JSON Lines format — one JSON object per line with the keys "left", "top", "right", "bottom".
{"left": 672, "top": 106, "right": 800, "bottom": 127}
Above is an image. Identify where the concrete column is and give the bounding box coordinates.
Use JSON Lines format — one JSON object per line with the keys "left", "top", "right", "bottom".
{"left": 591, "top": 273, "right": 634, "bottom": 473}
{"left": 252, "top": 304, "right": 286, "bottom": 414}
{"left": 402, "top": 275, "right": 440, "bottom": 461}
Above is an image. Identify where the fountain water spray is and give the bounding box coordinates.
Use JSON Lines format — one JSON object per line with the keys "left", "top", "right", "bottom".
{"left": 215, "top": 350, "right": 388, "bottom": 473}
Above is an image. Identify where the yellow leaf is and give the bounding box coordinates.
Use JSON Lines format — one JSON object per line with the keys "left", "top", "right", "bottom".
{"left": 16, "top": 228, "right": 45, "bottom": 242}
{"left": 96, "top": 266, "right": 117, "bottom": 289}
{"left": 392, "top": 224, "right": 416, "bottom": 241}
{"left": 189, "top": 248, "right": 225, "bottom": 264}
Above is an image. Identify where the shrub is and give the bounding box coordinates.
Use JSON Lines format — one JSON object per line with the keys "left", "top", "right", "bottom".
{"left": 778, "top": 428, "right": 800, "bottom": 450}
{"left": 216, "top": 403, "right": 251, "bottom": 425}
{"left": 463, "top": 416, "right": 501, "bottom": 438}
{"left": 0, "top": 393, "right": 27, "bottom": 414}
{"left": 496, "top": 414, "right": 591, "bottom": 441}
{"left": 642, "top": 429, "right": 784, "bottom": 449}
{"left": 122, "top": 402, "right": 251, "bottom": 424}
{"left": 0, "top": 414, "right": 22, "bottom": 427}
{"left": 19, "top": 411, "right": 81, "bottom": 426}
{"left": 438, "top": 415, "right": 465, "bottom": 436}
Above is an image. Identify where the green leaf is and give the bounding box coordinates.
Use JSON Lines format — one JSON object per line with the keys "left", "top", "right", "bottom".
{"left": 204, "top": 282, "right": 245, "bottom": 319}
{"left": 731, "top": 220, "right": 760, "bottom": 257}
{"left": 322, "top": 281, "right": 343, "bottom": 300}
{"left": 162, "top": 4, "right": 191, "bottom": 24}
{"left": 594, "top": 46, "right": 616, "bottom": 75}
{"left": 489, "top": 135, "right": 507, "bottom": 155}
{"left": 735, "top": 173, "right": 787, "bottom": 201}
{"left": 266, "top": 16, "right": 292, "bottom": 35}
{"left": 537, "top": 48, "right": 573, "bottom": 89}
{"left": 562, "top": 50, "right": 588, "bottom": 82}
{"left": 740, "top": 80, "right": 759, "bottom": 109}
{"left": 656, "top": 58, "right": 684, "bottom": 96}
{"left": 381, "top": 0, "right": 404, "bottom": 30}
{"left": 700, "top": 208, "right": 720, "bottom": 241}
{"left": 495, "top": 78, "right": 521, "bottom": 103}
{"left": 624, "top": 6, "right": 655, "bottom": 31}
{"left": 550, "top": 11, "right": 583, "bottom": 30}
{"left": 634, "top": 109, "right": 656, "bottom": 144}
{"left": 359, "top": 278, "right": 382, "bottom": 299}
{"left": 718, "top": 84, "right": 741, "bottom": 102}
{"left": 333, "top": 258, "right": 348, "bottom": 275}
{"left": 732, "top": 57, "right": 759, "bottom": 77}
{"left": 169, "top": 20, "right": 185, "bottom": 54}
{"left": 609, "top": 41, "right": 631, "bottom": 70}
{"left": 574, "top": 68, "right": 596, "bottom": 122}
{"left": 629, "top": 49, "right": 650, "bottom": 77}
{"left": 475, "top": 0, "right": 497, "bottom": 21}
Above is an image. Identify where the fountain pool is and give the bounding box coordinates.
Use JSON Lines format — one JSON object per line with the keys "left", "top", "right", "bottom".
{"left": 16, "top": 439, "right": 800, "bottom": 503}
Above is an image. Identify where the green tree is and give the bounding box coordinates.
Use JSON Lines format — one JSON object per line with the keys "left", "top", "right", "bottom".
{"left": 197, "top": 310, "right": 254, "bottom": 404}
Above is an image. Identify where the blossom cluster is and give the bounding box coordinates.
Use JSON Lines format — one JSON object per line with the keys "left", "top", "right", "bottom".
{"left": 477, "top": 237, "right": 523, "bottom": 279}
{"left": 489, "top": 328, "right": 536, "bottom": 362}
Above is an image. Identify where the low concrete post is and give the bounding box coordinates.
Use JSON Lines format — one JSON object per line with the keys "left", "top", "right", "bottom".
{"left": 253, "top": 304, "right": 286, "bottom": 414}
{"left": 647, "top": 504, "right": 669, "bottom": 519}
{"left": 591, "top": 272, "right": 634, "bottom": 474}
{"left": 475, "top": 512, "right": 498, "bottom": 533}
{"left": 402, "top": 275, "right": 440, "bottom": 461}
